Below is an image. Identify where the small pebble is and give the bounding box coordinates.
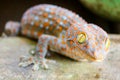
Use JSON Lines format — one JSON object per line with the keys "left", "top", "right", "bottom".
{"left": 94, "top": 73, "right": 100, "bottom": 78}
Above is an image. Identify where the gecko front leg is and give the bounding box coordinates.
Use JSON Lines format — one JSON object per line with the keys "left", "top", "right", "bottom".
{"left": 19, "top": 35, "right": 57, "bottom": 70}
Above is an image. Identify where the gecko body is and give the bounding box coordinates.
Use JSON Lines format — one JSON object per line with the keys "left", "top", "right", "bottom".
{"left": 4, "top": 4, "right": 110, "bottom": 70}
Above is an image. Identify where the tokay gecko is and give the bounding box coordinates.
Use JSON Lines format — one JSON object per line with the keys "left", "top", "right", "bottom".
{"left": 3, "top": 4, "right": 110, "bottom": 70}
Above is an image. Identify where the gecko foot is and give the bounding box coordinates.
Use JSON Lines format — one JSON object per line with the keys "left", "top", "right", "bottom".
{"left": 32, "top": 59, "right": 56, "bottom": 71}
{"left": 19, "top": 56, "right": 56, "bottom": 70}
{"left": 19, "top": 56, "right": 33, "bottom": 67}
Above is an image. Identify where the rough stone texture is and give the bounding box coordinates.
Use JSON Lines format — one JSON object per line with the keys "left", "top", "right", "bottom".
{"left": 0, "top": 34, "right": 120, "bottom": 80}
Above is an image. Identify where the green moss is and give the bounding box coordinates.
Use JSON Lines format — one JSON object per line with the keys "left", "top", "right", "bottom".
{"left": 80, "top": 0, "right": 120, "bottom": 21}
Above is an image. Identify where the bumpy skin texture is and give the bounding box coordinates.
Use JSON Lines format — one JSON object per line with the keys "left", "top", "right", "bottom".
{"left": 4, "top": 4, "right": 110, "bottom": 69}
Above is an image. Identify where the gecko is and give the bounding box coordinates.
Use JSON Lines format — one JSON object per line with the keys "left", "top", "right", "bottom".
{"left": 3, "top": 4, "right": 110, "bottom": 70}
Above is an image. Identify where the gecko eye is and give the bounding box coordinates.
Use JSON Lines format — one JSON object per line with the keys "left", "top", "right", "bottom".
{"left": 105, "top": 38, "right": 110, "bottom": 50}
{"left": 77, "top": 32, "right": 87, "bottom": 44}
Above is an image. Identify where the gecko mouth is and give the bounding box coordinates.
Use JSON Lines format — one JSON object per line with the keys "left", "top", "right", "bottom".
{"left": 75, "top": 43, "right": 104, "bottom": 62}
{"left": 67, "top": 37, "right": 105, "bottom": 61}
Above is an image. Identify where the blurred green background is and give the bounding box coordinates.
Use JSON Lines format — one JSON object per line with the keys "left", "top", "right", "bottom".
{"left": 0, "top": 0, "right": 120, "bottom": 35}
{"left": 80, "top": 0, "right": 120, "bottom": 21}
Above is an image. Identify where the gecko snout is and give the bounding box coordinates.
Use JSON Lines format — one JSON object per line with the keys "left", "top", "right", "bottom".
{"left": 92, "top": 51, "right": 105, "bottom": 61}
{"left": 90, "top": 41, "right": 110, "bottom": 61}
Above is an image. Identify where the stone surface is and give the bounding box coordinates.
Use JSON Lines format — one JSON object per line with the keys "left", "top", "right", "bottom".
{"left": 0, "top": 34, "right": 120, "bottom": 80}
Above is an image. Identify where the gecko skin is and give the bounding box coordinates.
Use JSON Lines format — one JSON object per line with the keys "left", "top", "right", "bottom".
{"left": 4, "top": 4, "right": 110, "bottom": 70}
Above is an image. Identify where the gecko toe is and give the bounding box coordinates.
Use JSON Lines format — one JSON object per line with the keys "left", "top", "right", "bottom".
{"left": 19, "top": 56, "right": 33, "bottom": 67}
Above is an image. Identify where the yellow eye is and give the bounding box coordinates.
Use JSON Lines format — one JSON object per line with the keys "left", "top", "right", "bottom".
{"left": 77, "top": 32, "right": 87, "bottom": 44}
{"left": 105, "top": 38, "right": 110, "bottom": 50}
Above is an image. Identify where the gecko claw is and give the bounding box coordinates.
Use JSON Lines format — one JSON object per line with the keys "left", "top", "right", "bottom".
{"left": 32, "top": 63, "right": 40, "bottom": 71}
{"left": 19, "top": 55, "right": 56, "bottom": 70}
{"left": 41, "top": 59, "right": 56, "bottom": 70}
{"left": 41, "top": 61, "right": 49, "bottom": 70}
{"left": 19, "top": 62, "right": 32, "bottom": 67}
{"left": 19, "top": 56, "right": 33, "bottom": 67}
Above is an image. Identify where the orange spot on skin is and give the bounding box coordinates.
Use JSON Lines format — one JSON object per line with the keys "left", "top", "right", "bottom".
{"left": 23, "top": 29, "right": 27, "bottom": 35}
{"left": 62, "top": 35, "right": 65, "bottom": 39}
{"left": 49, "top": 26, "right": 53, "bottom": 31}
{"left": 105, "top": 48, "right": 108, "bottom": 51}
{"left": 73, "top": 38, "right": 76, "bottom": 41}
{"left": 39, "top": 49, "right": 43, "bottom": 52}
{"left": 63, "top": 20, "right": 67, "bottom": 24}
{"left": 22, "top": 26, "right": 29, "bottom": 34}
{"left": 37, "top": 30, "right": 44, "bottom": 36}
{"left": 64, "top": 27, "right": 68, "bottom": 30}
{"left": 52, "top": 17, "right": 56, "bottom": 21}
{"left": 43, "top": 13, "right": 48, "bottom": 17}
{"left": 38, "top": 44, "right": 42, "bottom": 48}
{"left": 77, "top": 31, "right": 81, "bottom": 34}
{"left": 53, "top": 23, "right": 57, "bottom": 27}
{"left": 70, "top": 40, "right": 73, "bottom": 45}
{"left": 85, "top": 45, "right": 90, "bottom": 49}
{"left": 95, "top": 42, "right": 98, "bottom": 46}
{"left": 43, "top": 22, "right": 49, "bottom": 27}
{"left": 28, "top": 17, "right": 33, "bottom": 23}
{"left": 31, "top": 27, "right": 36, "bottom": 36}
{"left": 61, "top": 47, "right": 66, "bottom": 51}
{"left": 54, "top": 31, "right": 58, "bottom": 34}
{"left": 35, "top": 22, "right": 39, "bottom": 27}
{"left": 62, "top": 40, "right": 66, "bottom": 44}
{"left": 56, "top": 18, "right": 61, "bottom": 23}
{"left": 58, "top": 26, "right": 63, "bottom": 32}
{"left": 74, "top": 27, "right": 78, "bottom": 30}
{"left": 54, "top": 38, "right": 57, "bottom": 42}
{"left": 54, "top": 30, "right": 58, "bottom": 34}
{"left": 51, "top": 11, "right": 55, "bottom": 15}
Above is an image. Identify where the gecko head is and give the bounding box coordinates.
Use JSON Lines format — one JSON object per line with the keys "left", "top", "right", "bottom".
{"left": 3, "top": 21, "right": 20, "bottom": 36}
{"left": 66, "top": 23, "right": 110, "bottom": 61}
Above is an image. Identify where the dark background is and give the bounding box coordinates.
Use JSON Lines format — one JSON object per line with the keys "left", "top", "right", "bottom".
{"left": 0, "top": 0, "right": 120, "bottom": 35}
